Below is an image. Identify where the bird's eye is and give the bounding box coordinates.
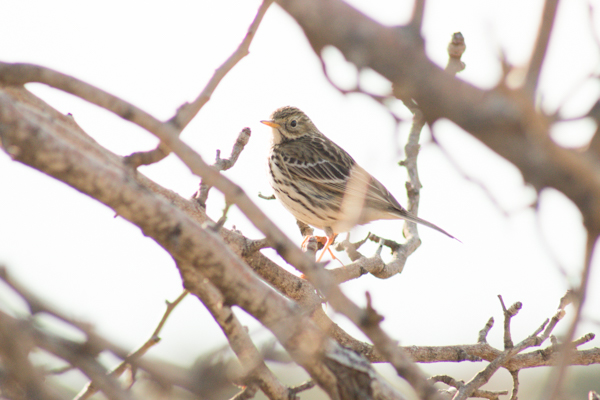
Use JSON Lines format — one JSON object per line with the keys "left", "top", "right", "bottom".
{"left": 290, "top": 120, "right": 297, "bottom": 128}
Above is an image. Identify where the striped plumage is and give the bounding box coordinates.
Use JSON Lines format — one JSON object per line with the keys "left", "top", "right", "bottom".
{"left": 261, "top": 106, "right": 455, "bottom": 261}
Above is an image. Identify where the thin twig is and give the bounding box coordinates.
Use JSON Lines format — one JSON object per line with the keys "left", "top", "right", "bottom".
{"left": 499, "top": 295, "right": 522, "bottom": 350}
{"left": 0, "top": 308, "right": 136, "bottom": 400}
{"left": 230, "top": 383, "right": 260, "bottom": 400}
{"left": 288, "top": 380, "right": 315, "bottom": 396}
{"left": 453, "top": 301, "right": 563, "bottom": 400}
{"left": 74, "top": 290, "right": 189, "bottom": 400}
{"left": 478, "top": 317, "right": 494, "bottom": 344}
{"left": 124, "top": 0, "right": 272, "bottom": 167}
{"left": 509, "top": 370, "right": 519, "bottom": 400}
{"left": 195, "top": 127, "right": 251, "bottom": 208}
{"left": 430, "top": 375, "right": 508, "bottom": 400}
{"left": 258, "top": 192, "right": 275, "bottom": 200}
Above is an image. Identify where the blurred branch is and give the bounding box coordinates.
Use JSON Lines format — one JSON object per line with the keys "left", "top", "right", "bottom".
{"left": 0, "top": 308, "right": 136, "bottom": 400}
{"left": 546, "top": 232, "right": 600, "bottom": 400}
{"left": 0, "top": 266, "right": 95, "bottom": 337}
{"left": 524, "top": 0, "right": 560, "bottom": 96}
{"left": 273, "top": 0, "right": 600, "bottom": 240}
{"left": 74, "top": 291, "right": 189, "bottom": 400}
{"left": 181, "top": 266, "right": 289, "bottom": 400}
{"left": 329, "top": 33, "right": 466, "bottom": 280}
{"left": 124, "top": 0, "right": 273, "bottom": 168}
{"left": 0, "top": 266, "right": 203, "bottom": 397}
{"left": 0, "top": 310, "right": 63, "bottom": 400}
{"left": 288, "top": 380, "right": 316, "bottom": 396}
{"left": 431, "top": 126, "right": 517, "bottom": 219}
{"left": 410, "top": 0, "right": 426, "bottom": 32}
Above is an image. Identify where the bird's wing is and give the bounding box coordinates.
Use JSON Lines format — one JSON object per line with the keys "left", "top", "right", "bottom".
{"left": 276, "top": 136, "right": 458, "bottom": 240}
{"left": 276, "top": 136, "right": 403, "bottom": 212}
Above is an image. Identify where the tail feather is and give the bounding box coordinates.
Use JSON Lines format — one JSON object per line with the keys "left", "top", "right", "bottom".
{"left": 401, "top": 212, "right": 460, "bottom": 242}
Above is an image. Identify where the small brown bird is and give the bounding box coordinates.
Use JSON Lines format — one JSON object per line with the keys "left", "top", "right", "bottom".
{"left": 261, "top": 106, "right": 456, "bottom": 262}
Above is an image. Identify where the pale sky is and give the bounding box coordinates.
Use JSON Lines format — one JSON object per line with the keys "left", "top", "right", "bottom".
{"left": 1, "top": 0, "right": 600, "bottom": 396}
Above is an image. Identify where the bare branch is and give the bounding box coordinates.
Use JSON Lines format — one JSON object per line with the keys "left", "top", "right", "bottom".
{"left": 0, "top": 64, "right": 320, "bottom": 295}
{"left": 558, "top": 289, "right": 575, "bottom": 310}
{"left": 410, "top": 0, "right": 426, "bottom": 32}
{"left": 74, "top": 291, "right": 189, "bottom": 400}
{"left": 258, "top": 192, "right": 276, "bottom": 200}
{"left": 331, "top": 32, "right": 467, "bottom": 280}
{"left": 230, "top": 383, "right": 260, "bottom": 400}
{"left": 478, "top": 317, "right": 495, "bottom": 344}
{"left": 509, "top": 370, "right": 519, "bottom": 400}
{"left": 546, "top": 232, "right": 599, "bottom": 400}
{"left": 195, "top": 127, "right": 252, "bottom": 208}
{"left": 0, "top": 86, "right": 406, "bottom": 399}
{"left": 0, "top": 310, "right": 63, "bottom": 400}
{"left": 0, "top": 266, "right": 95, "bottom": 336}
{"left": 0, "top": 308, "right": 137, "bottom": 400}
{"left": 184, "top": 272, "right": 289, "bottom": 400}
{"left": 499, "top": 295, "right": 522, "bottom": 350}
{"left": 454, "top": 302, "right": 563, "bottom": 400}
{"left": 288, "top": 380, "right": 316, "bottom": 396}
{"left": 524, "top": 0, "right": 560, "bottom": 96}
{"left": 124, "top": 0, "right": 272, "bottom": 168}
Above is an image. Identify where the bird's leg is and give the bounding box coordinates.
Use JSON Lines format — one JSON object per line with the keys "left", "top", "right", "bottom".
{"left": 316, "top": 234, "right": 343, "bottom": 266}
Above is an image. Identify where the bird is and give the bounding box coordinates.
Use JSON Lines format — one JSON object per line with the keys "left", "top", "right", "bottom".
{"left": 260, "top": 106, "right": 456, "bottom": 262}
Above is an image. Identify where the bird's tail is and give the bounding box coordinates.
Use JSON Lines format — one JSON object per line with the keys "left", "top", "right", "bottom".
{"left": 401, "top": 212, "right": 460, "bottom": 242}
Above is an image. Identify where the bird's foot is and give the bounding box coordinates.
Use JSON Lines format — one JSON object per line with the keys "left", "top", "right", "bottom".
{"left": 315, "top": 235, "right": 344, "bottom": 267}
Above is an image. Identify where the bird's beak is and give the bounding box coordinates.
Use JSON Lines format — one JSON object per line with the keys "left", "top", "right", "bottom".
{"left": 261, "top": 120, "right": 280, "bottom": 128}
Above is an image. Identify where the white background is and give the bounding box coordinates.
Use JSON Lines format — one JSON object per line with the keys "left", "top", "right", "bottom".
{"left": 1, "top": 0, "right": 600, "bottom": 397}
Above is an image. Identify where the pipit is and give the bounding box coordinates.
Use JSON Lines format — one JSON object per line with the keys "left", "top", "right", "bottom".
{"left": 261, "top": 106, "right": 456, "bottom": 262}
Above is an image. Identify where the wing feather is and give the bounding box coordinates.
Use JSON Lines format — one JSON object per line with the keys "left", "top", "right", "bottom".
{"left": 275, "top": 135, "right": 404, "bottom": 213}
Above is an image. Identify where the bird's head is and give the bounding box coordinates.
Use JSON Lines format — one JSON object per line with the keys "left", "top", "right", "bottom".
{"left": 261, "top": 106, "right": 319, "bottom": 144}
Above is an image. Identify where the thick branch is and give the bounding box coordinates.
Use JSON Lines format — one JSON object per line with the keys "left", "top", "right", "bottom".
{"left": 0, "top": 86, "right": 405, "bottom": 400}
{"left": 183, "top": 268, "right": 289, "bottom": 400}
